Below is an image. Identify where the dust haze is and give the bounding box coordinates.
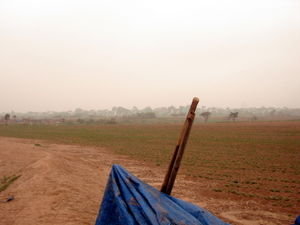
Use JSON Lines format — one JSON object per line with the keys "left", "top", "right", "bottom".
{"left": 1, "top": 0, "right": 300, "bottom": 113}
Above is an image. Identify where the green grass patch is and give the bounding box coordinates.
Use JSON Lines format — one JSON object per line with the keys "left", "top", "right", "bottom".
{"left": 0, "top": 175, "right": 21, "bottom": 192}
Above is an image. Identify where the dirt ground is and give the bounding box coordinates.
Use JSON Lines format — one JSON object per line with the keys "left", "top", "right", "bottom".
{"left": 0, "top": 137, "right": 295, "bottom": 225}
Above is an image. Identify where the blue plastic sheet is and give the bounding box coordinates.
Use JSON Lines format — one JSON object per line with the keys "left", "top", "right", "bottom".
{"left": 293, "top": 215, "right": 300, "bottom": 225}
{"left": 95, "top": 165, "right": 230, "bottom": 225}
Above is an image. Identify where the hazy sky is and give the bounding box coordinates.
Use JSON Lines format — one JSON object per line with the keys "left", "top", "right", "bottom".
{"left": 1, "top": 0, "right": 300, "bottom": 112}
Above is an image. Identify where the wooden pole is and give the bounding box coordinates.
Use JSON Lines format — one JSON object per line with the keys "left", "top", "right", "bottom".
{"left": 161, "top": 97, "right": 199, "bottom": 195}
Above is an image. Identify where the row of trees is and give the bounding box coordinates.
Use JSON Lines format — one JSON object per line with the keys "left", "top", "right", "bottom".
{"left": 3, "top": 113, "right": 17, "bottom": 125}
{"left": 1, "top": 106, "right": 300, "bottom": 124}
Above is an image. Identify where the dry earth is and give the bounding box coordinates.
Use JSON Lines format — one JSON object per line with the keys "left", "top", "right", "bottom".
{"left": 0, "top": 137, "right": 294, "bottom": 225}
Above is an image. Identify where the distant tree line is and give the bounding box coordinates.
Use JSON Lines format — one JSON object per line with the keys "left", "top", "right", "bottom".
{"left": 1, "top": 106, "right": 300, "bottom": 124}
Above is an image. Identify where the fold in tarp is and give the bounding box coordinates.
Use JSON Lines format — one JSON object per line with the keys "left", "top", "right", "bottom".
{"left": 95, "top": 165, "right": 230, "bottom": 225}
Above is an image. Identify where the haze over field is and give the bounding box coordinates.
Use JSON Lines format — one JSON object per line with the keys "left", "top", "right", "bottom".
{"left": 1, "top": 0, "right": 300, "bottom": 112}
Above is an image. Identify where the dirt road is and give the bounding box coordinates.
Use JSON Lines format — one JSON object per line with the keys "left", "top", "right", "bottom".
{"left": 0, "top": 137, "right": 293, "bottom": 225}
{"left": 0, "top": 137, "right": 169, "bottom": 225}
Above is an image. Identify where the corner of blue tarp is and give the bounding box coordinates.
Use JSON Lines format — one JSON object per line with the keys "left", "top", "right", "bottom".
{"left": 95, "top": 164, "right": 230, "bottom": 225}
{"left": 293, "top": 215, "right": 300, "bottom": 225}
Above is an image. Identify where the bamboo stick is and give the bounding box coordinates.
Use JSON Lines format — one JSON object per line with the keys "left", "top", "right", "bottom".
{"left": 161, "top": 97, "right": 199, "bottom": 195}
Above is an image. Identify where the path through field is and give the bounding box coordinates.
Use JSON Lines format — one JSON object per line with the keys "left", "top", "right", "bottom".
{"left": 0, "top": 137, "right": 293, "bottom": 225}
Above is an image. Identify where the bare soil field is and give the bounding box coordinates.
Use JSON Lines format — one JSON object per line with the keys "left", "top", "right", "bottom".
{"left": 0, "top": 136, "right": 296, "bottom": 225}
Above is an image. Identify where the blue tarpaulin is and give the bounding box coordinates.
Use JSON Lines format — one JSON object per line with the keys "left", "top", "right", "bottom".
{"left": 293, "top": 216, "right": 300, "bottom": 225}
{"left": 95, "top": 165, "right": 230, "bottom": 225}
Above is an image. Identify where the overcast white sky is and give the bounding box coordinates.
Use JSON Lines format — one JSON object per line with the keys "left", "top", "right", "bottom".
{"left": 1, "top": 0, "right": 300, "bottom": 112}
